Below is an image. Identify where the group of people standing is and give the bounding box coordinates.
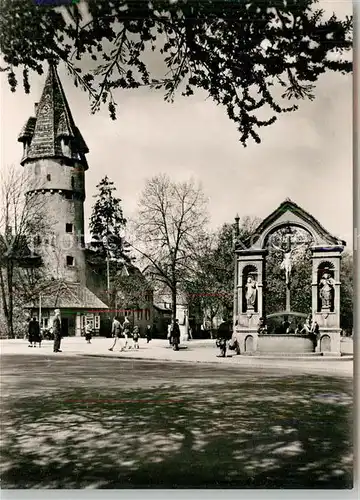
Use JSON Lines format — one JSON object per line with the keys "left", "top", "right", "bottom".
{"left": 26, "top": 308, "right": 62, "bottom": 352}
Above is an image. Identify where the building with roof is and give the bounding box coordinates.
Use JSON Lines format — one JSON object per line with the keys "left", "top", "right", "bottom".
{"left": 17, "top": 63, "right": 110, "bottom": 336}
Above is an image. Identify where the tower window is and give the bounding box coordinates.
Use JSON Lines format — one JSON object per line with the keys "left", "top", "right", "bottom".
{"left": 71, "top": 177, "right": 75, "bottom": 189}
{"left": 47, "top": 174, "right": 51, "bottom": 181}
{"left": 66, "top": 223, "right": 73, "bottom": 233}
{"left": 66, "top": 256, "right": 74, "bottom": 266}
{"left": 64, "top": 192, "right": 73, "bottom": 200}
{"left": 35, "top": 164, "right": 40, "bottom": 176}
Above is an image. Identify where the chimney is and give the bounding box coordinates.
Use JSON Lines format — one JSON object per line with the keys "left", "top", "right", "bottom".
{"left": 34, "top": 102, "right": 39, "bottom": 115}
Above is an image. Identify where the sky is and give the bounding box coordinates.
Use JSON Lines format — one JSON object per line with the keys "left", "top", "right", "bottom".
{"left": 0, "top": 0, "right": 353, "bottom": 248}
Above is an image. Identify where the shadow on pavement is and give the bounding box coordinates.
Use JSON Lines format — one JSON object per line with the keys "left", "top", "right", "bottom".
{"left": 0, "top": 359, "right": 353, "bottom": 489}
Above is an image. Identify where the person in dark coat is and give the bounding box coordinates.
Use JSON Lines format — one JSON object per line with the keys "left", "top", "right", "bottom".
{"left": 216, "top": 320, "right": 232, "bottom": 357}
{"left": 146, "top": 324, "right": 152, "bottom": 344}
{"left": 171, "top": 319, "right": 181, "bottom": 351}
{"left": 311, "top": 321, "right": 320, "bottom": 351}
{"left": 52, "top": 309, "right": 62, "bottom": 353}
{"left": 28, "top": 317, "right": 40, "bottom": 348}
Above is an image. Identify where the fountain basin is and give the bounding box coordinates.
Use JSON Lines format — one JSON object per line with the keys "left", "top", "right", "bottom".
{"left": 234, "top": 331, "right": 315, "bottom": 354}
{"left": 257, "top": 334, "right": 314, "bottom": 353}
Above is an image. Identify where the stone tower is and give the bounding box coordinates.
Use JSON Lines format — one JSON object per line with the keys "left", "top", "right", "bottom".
{"left": 18, "top": 63, "right": 88, "bottom": 284}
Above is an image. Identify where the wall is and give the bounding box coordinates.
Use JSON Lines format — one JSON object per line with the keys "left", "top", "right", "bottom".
{"left": 340, "top": 337, "right": 353, "bottom": 355}
{"left": 24, "top": 158, "right": 86, "bottom": 283}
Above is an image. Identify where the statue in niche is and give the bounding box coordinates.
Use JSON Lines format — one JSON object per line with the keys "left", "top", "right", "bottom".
{"left": 319, "top": 271, "right": 335, "bottom": 310}
{"left": 245, "top": 275, "right": 258, "bottom": 309}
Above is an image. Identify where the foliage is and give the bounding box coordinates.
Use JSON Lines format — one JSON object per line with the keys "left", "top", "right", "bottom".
{"left": 0, "top": 167, "right": 48, "bottom": 337}
{"left": 340, "top": 251, "right": 353, "bottom": 331}
{"left": 132, "top": 174, "right": 208, "bottom": 320}
{"left": 89, "top": 175, "right": 129, "bottom": 262}
{"left": 0, "top": 0, "right": 352, "bottom": 146}
{"left": 186, "top": 217, "right": 260, "bottom": 325}
{"left": 112, "top": 266, "right": 152, "bottom": 316}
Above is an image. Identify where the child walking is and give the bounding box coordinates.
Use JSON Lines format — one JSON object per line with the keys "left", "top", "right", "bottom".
{"left": 133, "top": 326, "right": 140, "bottom": 349}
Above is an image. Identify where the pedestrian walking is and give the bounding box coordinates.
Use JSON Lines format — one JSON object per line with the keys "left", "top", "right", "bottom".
{"left": 146, "top": 324, "right": 152, "bottom": 343}
{"left": 85, "top": 323, "right": 92, "bottom": 343}
{"left": 171, "top": 319, "right": 180, "bottom": 351}
{"left": 36, "top": 325, "right": 42, "bottom": 348}
{"left": 167, "top": 323, "right": 172, "bottom": 345}
{"left": 122, "top": 317, "right": 132, "bottom": 350}
{"left": 24, "top": 317, "right": 30, "bottom": 341}
{"left": 133, "top": 326, "right": 140, "bottom": 349}
{"left": 188, "top": 326, "right": 193, "bottom": 340}
{"left": 52, "top": 309, "right": 62, "bottom": 353}
{"left": 28, "top": 317, "right": 40, "bottom": 348}
{"left": 108, "top": 316, "right": 122, "bottom": 351}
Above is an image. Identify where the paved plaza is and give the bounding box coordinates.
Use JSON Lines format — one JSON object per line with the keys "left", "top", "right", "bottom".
{"left": 0, "top": 337, "right": 354, "bottom": 489}
{"left": 0, "top": 337, "right": 353, "bottom": 377}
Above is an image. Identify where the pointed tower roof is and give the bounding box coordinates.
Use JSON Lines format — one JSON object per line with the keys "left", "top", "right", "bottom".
{"left": 18, "top": 63, "right": 89, "bottom": 167}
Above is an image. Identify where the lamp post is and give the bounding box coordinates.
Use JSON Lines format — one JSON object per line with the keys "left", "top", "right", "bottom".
{"left": 39, "top": 294, "right": 42, "bottom": 329}
{"left": 233, "top": 214, "right": 240, "bottom": 326}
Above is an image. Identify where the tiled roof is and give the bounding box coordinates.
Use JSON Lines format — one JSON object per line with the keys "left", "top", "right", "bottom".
{"left": 18, "top": 117, "right": 36, "bottom": 141}
{"left": 18, "top": 63, "right": 89, "bottom": 165}
{"left": 24, "top": 281, "right": 109, "bottom": 310}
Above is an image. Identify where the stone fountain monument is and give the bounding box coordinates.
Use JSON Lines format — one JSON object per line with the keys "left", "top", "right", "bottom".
{"left": 233, "top": 199, "right": 346, "bottom": 355}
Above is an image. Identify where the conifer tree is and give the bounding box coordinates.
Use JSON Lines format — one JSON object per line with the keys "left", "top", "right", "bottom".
{"left": 89, "top": 176, "right": 131, "bottom": 300}
{"left": 89, "top": 175, "right": 128, "bottom": 261}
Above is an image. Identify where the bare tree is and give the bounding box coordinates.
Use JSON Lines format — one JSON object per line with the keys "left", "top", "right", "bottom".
{"left": 131, "top": 174, "right": 208, "bottom": 321}
{"left": 0, "top": 166, "right": 48, "bottom": 337}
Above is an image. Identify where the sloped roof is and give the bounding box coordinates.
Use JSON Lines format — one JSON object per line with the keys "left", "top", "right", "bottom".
{"left": 18, "top": 117, "right": 37, "bottom": 141}
{"left": 18, "top": 63, "right": 89, "bottom": 166}
{"left": 238, "top": 199, "right": 346, "bottom": 250}
{"left": 24, "top": 281, "right": 109, "bottom": 310}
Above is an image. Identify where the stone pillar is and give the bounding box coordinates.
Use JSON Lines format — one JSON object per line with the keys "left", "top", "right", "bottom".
{"left": 311, "top": 245, "right": 344, "bottom": 354}
{"left": 234, "top": 249, "right": 267, "bottom": 333}
{"left": 235, "top": 330, "right": 258, "bottom": 354}
{"left": 75, "top": 313, "right": 81, "bottom": 336}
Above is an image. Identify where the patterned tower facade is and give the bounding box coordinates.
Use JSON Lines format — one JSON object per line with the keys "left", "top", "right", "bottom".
{"left": 18, "top": 64, "right": 88, "bottom": 284}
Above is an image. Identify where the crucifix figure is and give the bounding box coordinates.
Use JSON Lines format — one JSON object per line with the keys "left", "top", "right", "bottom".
{"left": 272, "top": 230, "right": 305, "bottom": 287}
